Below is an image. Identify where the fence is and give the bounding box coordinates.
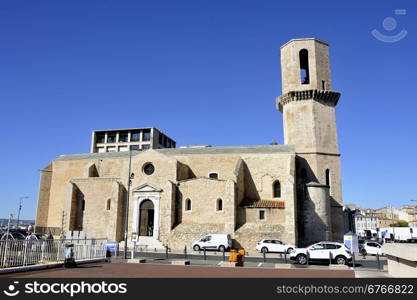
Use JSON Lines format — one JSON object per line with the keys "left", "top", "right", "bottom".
{"left": 0, "top": 239, "right": 107, "bottom": 269}
{"left": 122, "top": 246, "right": 387, "bottom": 270}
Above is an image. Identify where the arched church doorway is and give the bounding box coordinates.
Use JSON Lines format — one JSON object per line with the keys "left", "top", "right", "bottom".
{"left": 139, "top": 199, "right": 154, "bottom": 236}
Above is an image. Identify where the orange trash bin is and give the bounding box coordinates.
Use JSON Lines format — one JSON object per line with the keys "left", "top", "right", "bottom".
{"left": 229, "top": 249, "right": 238, "bottom": 262}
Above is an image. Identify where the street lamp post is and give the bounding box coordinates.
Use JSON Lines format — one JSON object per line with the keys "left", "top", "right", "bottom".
{"left": 123, "top": 150, "right": 135, "bottom": 259}
{"left": 16, "top": 196, "right": 29, "bottom": 228}
{"left": 389, "top": 205, "right": 396, "bottom": 242}
{"left": 6, "top": 213, "right": 13, "bottom": 238}
{"left": 2, "top": 213, "right": 13, "bottom": 266}
{"left": 411, "top": 200, "right": 417, "bottom": 230}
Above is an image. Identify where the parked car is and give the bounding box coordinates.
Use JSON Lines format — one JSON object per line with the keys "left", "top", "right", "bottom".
{"left": 290, "top": 241, "right": 352, "bottom": 265}
{"left": 256, "top": 239, "right": 295, "bottom": 254}
{"left": 361, "top": 242, "right": 382, "bottom": 255}
{"left": 27, "top": 233, "right": 52, "bottom": 241}
{"left": 192, "top": 234, "right": 232, "bottom": 252}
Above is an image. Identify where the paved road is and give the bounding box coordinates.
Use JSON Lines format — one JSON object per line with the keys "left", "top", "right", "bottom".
{"left": 123, "top": 251, "right": 387, "bottom": 269}
{"left": 2, "top": 262, "right": 355, "bottom": 278}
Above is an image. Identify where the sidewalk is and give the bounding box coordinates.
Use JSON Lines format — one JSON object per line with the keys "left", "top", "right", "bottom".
{"left": 118, "top": 256, "right": 390, "bottom": 275}
{"left": 0, "top": 258, "right": 107, "bottom": 276}
{"left": 354, "top": 269, "right": 391, "bottom": 278}
{"left": 3, "top": 262, "right": 355, "bottom": 278}
{"left": 122, "top": 250, "right": 387, "bottom": 270}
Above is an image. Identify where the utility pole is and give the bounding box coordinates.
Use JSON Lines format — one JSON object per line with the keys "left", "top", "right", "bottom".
{"left": 6, "top": 213, "right": 13, "bottom": 238}
{"left": 411, "top": 200, "right": 417, "bottom": 231}
{"left": 17, "top": 196, "right": 29, "bottom": 228}
{"left": 61, "top": 210, "right": 66, "bottom": 238}
{"left": 390, "top": 205, "right": 396, "bottom": 242}
{"left": 124, "top": 150, "right": 135, "bottom": 259}
{"left": 2, "top": 213, "right": 13, "bottom": 266}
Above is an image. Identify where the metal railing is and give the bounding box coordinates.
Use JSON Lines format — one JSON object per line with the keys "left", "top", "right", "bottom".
{"left": 0, "top": 239, "right": 107, "bottom": 269}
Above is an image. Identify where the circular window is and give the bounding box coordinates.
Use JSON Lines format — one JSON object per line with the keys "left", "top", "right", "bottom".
{"left": 143, "top": 163, "right": 155, "bottom": 175}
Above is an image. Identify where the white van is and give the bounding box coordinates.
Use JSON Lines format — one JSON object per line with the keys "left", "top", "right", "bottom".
{"left": 192, "top": 234, "right": 232, "bottom": 252}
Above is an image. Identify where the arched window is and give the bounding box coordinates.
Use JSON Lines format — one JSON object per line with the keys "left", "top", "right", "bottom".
{"left": 216, "top": 199, "right": 223, "bottom": 211}
{"left": 107, "top": 199, "right": 111, "bottom": 210}
{"left": 209, "top": 173, "right": 218, "bottom": 179}
{"left": 299, "top": 49, "right": 310, "bottom": 84}
{"left": 185, "top": 199, "right": 192, "bottom": 211}
{"left": 273, "top": 181, "right": 281, "bottom": 198}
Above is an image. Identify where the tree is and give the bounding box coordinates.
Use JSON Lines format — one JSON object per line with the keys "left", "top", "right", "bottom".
{"left": 389, "top": 221, "right": 408, "bottom": 227}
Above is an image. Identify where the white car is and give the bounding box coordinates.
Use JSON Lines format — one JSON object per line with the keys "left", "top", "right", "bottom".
{"left": 192, "top": 234, "right": 232, "bottom": 252}
{"left": 256, "top": 239, "right": 295, "bottom": 254}
{"left": 361, "top": 242, "right": 382, "bottom": 256}
{"left": 290, "top": 241, "right": 352, "bottom": 265}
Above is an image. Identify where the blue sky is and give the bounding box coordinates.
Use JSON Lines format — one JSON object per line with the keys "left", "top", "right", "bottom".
{"left": 1, "top": 0, "right": 416, "bottom": 219}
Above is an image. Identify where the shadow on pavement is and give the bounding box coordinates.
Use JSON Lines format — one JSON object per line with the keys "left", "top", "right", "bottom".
{"left": 74, "top": 265, "right": 103, "bottom": 269}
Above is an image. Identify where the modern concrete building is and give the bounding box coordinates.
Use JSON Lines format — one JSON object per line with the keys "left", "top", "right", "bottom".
{"left": 35, "top": 38, "right": 345, "bottom": 250}
{"left": 91, "top": 127, "right": 176, "bottom": 153}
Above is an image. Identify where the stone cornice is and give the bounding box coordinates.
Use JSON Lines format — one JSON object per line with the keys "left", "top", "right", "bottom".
{"left": 276, "top": 89, "right": 341, "bottom": 112}
{"left": 296, "top": 152, "right": 341, "bottom": 157}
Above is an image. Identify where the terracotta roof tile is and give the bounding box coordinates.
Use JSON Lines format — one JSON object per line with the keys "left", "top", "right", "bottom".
{"left": 240, "top": 199, "right": 285, "bottom": 209}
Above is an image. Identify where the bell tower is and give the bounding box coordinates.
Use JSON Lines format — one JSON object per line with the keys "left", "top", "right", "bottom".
{"left": 276, "top": 38, "right": 344, "bottom": 244}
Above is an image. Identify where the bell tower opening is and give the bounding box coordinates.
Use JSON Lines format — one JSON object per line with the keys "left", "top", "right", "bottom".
{"left": 299, "top": 49, "right": 310, "bottom": 84}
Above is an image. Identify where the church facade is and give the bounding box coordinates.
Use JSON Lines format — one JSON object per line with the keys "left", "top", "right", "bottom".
{"left": 35, "top": 38, "right": 344, "bottom": 250}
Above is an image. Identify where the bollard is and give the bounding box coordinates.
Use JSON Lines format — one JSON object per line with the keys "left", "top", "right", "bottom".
{"left": 41, "top": 241, "right": 45, "bottom": 262}
{"left": 165, "top": 245, "right": 169, "bottom": 259}
{"left": 204, "top": 248, "right": 206, "bottom": 261}
{"left": 284, "top": 251, "right": 287, "bottom": 264}
{"left": 376, "top": 253, "right": 381, "bottom": 270}
{"left": 184, "top": 245, "right": 187, "bottom": 260}
{"left": 222, "top": 248, "right": 225, "bottom": 261}
{"left": 306, "top": 250, "right": 309, "bottom": 265}
{"left": 329, "top": 251, "right": 332, "bottom": 265}
{"left": 263, "top": 250, "right": 266, "bottom": 263}
{"left": 131, "top": 242, "right": 136, "bottom": 259}
{"left": 352, "top": 253, "right": 356, "bottom": 268}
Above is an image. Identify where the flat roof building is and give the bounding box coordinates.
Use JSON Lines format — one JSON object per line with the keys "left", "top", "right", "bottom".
{"left": 90, "top": 127, "right": 176, "bottom": 153}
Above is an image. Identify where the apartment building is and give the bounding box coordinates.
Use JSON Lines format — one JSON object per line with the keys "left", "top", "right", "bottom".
{"left": 90, "top": 127, "right": 176, "bottom": 153}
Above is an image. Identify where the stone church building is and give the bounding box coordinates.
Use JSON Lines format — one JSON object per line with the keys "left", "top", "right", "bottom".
{"left": 35, "top": 38, "right": 344, "bottom": 250}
